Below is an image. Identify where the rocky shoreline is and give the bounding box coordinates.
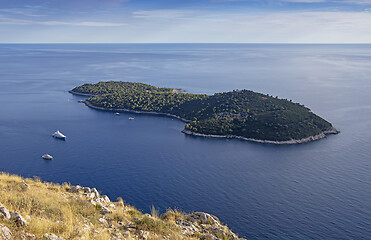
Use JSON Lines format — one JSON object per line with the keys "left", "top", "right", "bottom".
{"left": 71, "top": 92, "right": 339, "bottom": 145}
{"left": 182, "top": 128, "right": 339, "bottom": 145}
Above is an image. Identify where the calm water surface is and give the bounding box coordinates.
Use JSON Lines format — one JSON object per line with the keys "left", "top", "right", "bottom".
{"left": 1, "top": 44, "right": 371, "bottom": 239}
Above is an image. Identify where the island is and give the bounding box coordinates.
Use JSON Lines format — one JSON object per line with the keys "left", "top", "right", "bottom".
{"left": 70, "top": 81, "right": 339, "bottom": 144}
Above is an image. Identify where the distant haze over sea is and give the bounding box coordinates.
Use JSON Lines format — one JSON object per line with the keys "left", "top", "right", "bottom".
{"left": 0, "top": 44, "right": 370, "bottom": 239}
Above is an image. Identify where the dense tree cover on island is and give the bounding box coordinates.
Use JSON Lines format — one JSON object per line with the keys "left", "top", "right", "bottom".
{"left": 72, "top": 81, "right": 335, "bottom": 141}
{"left": 71, "top": 81, "right": 175, "bottom": 95}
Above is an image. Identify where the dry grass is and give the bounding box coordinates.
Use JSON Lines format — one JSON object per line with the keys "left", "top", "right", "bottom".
{"left": 0, "top": 172, "right": 238, "bottom": 240}
{"left": 0, "top": 172, "right": 113, "bottom": 239}
{"left": 162, "top": 208, "right": 186, "bottom": 221}
{"left": 0, "top": 172, "right": 207, "bottom": 240}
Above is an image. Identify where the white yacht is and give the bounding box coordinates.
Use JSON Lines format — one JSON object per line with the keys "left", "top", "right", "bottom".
{"left": 115, "top": 112, "right": 120, "bottom": 116}
{"left": 129, "top": 117, "right": 134, "bottom": 120}
{"left": 52, "top": 130, "right": 66, "bottom": 140}
{"left": 42, "top": 154, "right": 53, "bottom": 160}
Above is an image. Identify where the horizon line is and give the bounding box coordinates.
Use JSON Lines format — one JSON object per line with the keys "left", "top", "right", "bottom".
{"left": 1, "top": 42, "right": 371, "bottom": 45}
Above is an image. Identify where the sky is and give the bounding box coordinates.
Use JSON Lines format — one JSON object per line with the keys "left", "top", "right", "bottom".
{"left": 0, "top": 0, "right": 371, "bottom": 43}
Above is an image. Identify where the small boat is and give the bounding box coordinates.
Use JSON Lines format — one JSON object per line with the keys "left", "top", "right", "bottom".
{"left": 42, "top": 154, "right": 53, "bottom": 160}
{"left": 52, "top": 130, "right": 66, "bottom": 140}
{"left": 115, "top": 112, "right": 120, "bottom": 116}
{"left": 129, "top": 117, "right": 134, "bottom": 120}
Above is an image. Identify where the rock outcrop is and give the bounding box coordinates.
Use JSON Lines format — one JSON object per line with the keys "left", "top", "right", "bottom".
{"left": 0, "top": 224, "right": 12, "bottom": 240}
{"left": 9, "top": 212, "right": 28, "bottom": 227}
{"left": 188, "top": 212, "right": 221, "bottom": 227}
{"left": 0, "top": 207, "right": 10, "bottom": 220}
{"left": 0, "top": 204, "right": 28, "bottom": 227}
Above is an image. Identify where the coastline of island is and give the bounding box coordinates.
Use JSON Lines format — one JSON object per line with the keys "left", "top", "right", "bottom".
{"left": 181, "top": 128, "right": 339, "bottom": 145}
{"left": 79, "top": 99, "right": 191, "bottom": 123}
{"left": 72, "top": 94, "right": 339, "bottom": 145}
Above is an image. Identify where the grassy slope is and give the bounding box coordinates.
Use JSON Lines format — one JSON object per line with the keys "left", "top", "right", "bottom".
{"left": 0, "top": 173, "right": 239, "bottom": 240}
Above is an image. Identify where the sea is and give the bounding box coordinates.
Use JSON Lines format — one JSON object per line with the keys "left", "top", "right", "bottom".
{"left": 0, "top": 44, "right": 370, "bottom": 239}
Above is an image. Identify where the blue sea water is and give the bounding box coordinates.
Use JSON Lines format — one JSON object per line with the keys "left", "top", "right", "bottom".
{"left": 0, "top": 44, "right": 371, "bottom": 239}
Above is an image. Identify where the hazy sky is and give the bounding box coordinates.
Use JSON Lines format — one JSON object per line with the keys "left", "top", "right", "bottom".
{"left": 1, "top": 0, "right": 371, "bottom": 43}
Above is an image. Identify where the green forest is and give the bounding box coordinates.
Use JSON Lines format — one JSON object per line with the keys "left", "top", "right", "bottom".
{"left": 71, "top": 81, "right": 335, "bottom": 141}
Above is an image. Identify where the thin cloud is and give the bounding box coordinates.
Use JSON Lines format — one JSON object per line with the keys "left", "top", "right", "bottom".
{"left": 212, "top": 0, "right": 371, "bottom": 3}
{"left": 0, "top": 8, "right": 45, "bottom": 17}
{"left": 0, "top": 0, "right": 129, "bottom": 10}
{"left": 211, "top": 0, "right": 325, "bottom": 2}
{"left": 132, "top": 10, "right": 192, "bottom": 19}
{"left": 42, "top": 21, "right": 127, "bottom": 27}
{"left": 0, "top": 17, "right": 127, "bottom": 27}
{"left": 337, "top": 0, "right": 371, "bottom": 4}
{"left": 283, "top": 0, "right": 325, "bottom": 2}
{"left": 126, "top": 9, "right": 371, "bottom": 43}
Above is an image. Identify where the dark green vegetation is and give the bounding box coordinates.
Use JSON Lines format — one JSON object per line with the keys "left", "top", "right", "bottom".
{"left": 71, "top": 81, "right": 336, "bottom": 142}
{"left": 71, "top": 81, "right": 175, "bottom": 95}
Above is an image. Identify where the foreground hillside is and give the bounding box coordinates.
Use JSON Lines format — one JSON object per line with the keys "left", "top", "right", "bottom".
{"left": 71, "top": 81, "right": 338, "bottom": 144}
{"left": 0, "top": 173, "right": 243, "bottom": 240}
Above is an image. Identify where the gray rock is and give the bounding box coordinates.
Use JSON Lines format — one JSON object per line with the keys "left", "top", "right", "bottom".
{"left": 176, "top": 219, "right": 199, "bottom": 236}
{"left": 102, "top": 195, "right": 110, "bottom": 203}
{"left": 83, "top": 193, "right": 95, "bottom": 199}
{"left": 22, "top": 181, "right": 30, "bottom": 189}
{"left": 20, "top": 232, "right": 35, "bottom": 240}
{"left": 138, "top": 230, "right": 149, "bottom": 239}
{"left": 188, "top": 212, "right": 221, "bottom": 226}
{"left": 95, "top": 196, "right": 111, "bottom": 204}
{"left": 91, "top": 188, "right": 100, "bottom": 198}
{"left": 99, "top": 206, "right": 112, "bottom": 215}
{"left": 122, "top": 231, "right": 130, "bottom": 237}
{"left": 112, "top": 232, "right": 121, "bottom": 237}
{"left": 10, "top": 212, "right": 29, "bottom": 227}
{"left": 107, "top": 204, "right": 115, "bottom": 209}
{"left": 98, "top": 218, "right": 108, "bottom": 225}
{"left": 81, "top": 187, "right": 91, "bottom": 193}
{"left": 176, "top": 219, "right": 192, "bottom": 227}
{"left": 43, "top": 234, "right": 64, "bottom": 240}
{"left": 0, "top": 224, "right": 12, "bottom": 240}
{"left": 125, "top": 225, "right": 137, "bottom": 231}
{"left": 211, "top": 227, "right": 225, "bottom": 234}
{"left": 0, "top": 207, "right": 11, "bottom": 220}
{"left": 68, "top": 185, "right": 81, "bottom": 193}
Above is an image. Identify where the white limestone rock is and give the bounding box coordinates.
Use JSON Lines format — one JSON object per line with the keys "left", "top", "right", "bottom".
{"left": 0, "top": 224, "right": 12, "bottom": 240}
{"left": 10, "top": 212, "right": 28, "bottom": 227}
